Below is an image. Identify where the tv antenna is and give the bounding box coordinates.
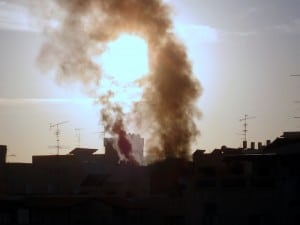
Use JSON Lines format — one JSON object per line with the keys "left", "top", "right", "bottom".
{"left": 49, "top": 121, "right": 69, "bottom": 155}
{"left": 240, "top": 114, "right": 256, "bottom": 142}
{"left": 75, "top": 128, "right": 83, "bottom": 147}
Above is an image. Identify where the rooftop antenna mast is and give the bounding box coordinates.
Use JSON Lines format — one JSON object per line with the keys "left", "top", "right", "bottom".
{"left": 75, "top": 128, "right": 83, "bottom": 147}
{"left": 93, "top": 123, "right": 107, "bottom": 149}
{"left": 240, "top": 114, "right": 256, "bottom": 142}
{"left": 50, "top": 121, "right": 69, "bottom": 155}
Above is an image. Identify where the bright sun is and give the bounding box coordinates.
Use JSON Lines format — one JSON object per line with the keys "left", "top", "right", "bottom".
{"left": 94, "top": 34, "right": 149, "bottom": 112}
{"left": 100, "top": 34, "right": 149, "bottom": 83}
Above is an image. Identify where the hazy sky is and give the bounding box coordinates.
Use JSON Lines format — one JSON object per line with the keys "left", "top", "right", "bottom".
{"left": 0, "top": 0, "right": 300, "bottom": 162}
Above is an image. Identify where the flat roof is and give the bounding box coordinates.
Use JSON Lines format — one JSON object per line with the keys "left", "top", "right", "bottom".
{"left": 69, "top": 148, "right": 98, "bottom": 155}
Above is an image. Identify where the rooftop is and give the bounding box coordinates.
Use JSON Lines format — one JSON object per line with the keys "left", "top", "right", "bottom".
{"left": 69, "top": 148, "right": 98, "bottom": 155}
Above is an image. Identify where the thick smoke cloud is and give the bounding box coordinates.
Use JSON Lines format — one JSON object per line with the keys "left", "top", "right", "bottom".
{"left": 37, "top": 0, "right": 202, "bottom": 162}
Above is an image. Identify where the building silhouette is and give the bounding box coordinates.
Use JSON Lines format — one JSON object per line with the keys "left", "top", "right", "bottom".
{"left": 0, "top": 132, "right": 299, "bottom": 225}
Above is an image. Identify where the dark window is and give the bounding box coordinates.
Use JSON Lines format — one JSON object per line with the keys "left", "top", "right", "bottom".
{"left": 198, "top": 166, "right": 216, "bottom": 177}
{"left": 230, "top": 163, "right": 244, "bottom": 175}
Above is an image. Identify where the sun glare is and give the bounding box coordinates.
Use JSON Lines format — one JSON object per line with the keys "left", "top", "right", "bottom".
{"left": 94, "top": 34, "right": 149, "bottom": 112}
{"left": 100, "top": 34, "right": 149, "bottom": 83}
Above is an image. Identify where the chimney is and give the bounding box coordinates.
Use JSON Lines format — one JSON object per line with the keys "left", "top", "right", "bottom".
{"left": 266, "top": 140, "right": 271, "bottom": 146}
{"left": 243, "top": 141, "right": 247, "bottom": 149}
{"left": 258, "top": 142, "right": 262, "bottom": 149}
{"left": 0, "top": 145, "right": 7, "bottom": 164}
{"left": 250, "top": 142, "right": 255, "bottom": 150}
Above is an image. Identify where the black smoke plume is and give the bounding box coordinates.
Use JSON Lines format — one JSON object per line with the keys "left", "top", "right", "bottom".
{"left": 36, "top": 0, "right": 202, "bottom": 162}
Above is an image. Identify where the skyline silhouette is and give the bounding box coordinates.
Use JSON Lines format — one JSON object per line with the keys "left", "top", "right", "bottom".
{"left": 0, "top": 0, "right": 299, "bottom": 163}
{"left": 1, "top": 131, "right": 300, "bottom": 225}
